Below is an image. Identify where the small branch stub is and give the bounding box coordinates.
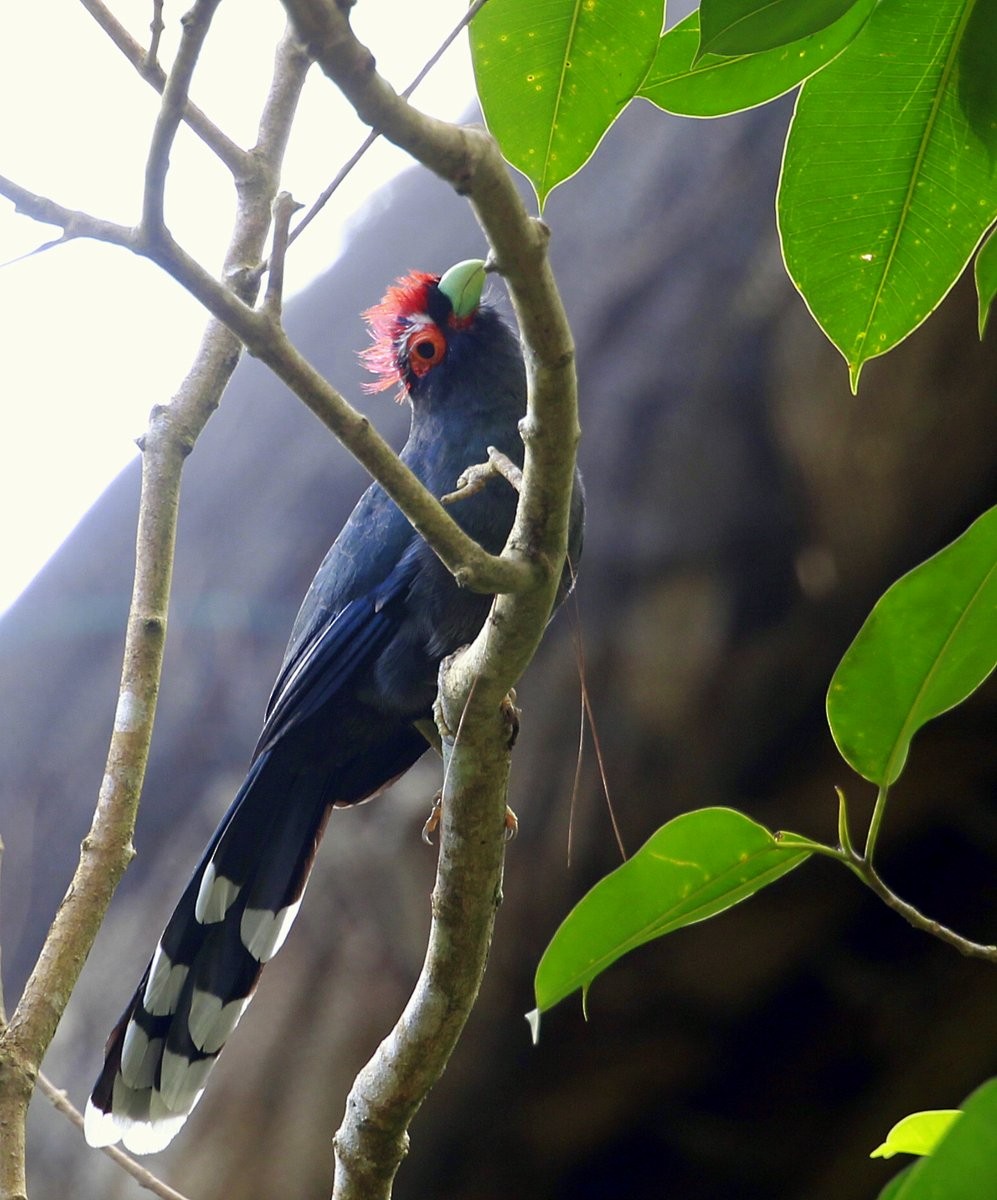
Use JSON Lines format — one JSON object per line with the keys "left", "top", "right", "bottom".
{"left": 263, "top": 191, "right": 303, "bottom": 318}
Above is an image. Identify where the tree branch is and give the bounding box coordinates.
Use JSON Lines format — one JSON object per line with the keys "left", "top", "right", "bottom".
{"left": 280, "top": 0, "right": 579, "bottom": 692}
{"left": 333, "top": 681, "right": 517, "bottom": 1200}
{"left": 0, "top": 26, "right": 310, "bottom": 1200}
{"left": 1, "top": 8, "right": 578, "bottom": 1197}
{"left": 0, "top": 174, "right": 136, "bottom": 249}
{"left": 286, "top": 0, "right": 493, "bottom": 251}
{"left": 142, "top": 0, "right": 223, "bottom": 237}
{"left": 276, "top": 5, "right": 579, "bottom": 1197}
{"left": 857, "top": 861, "right": 997, "bottom": 962}
{"left": 0, "top": 164, "right": 537, "bottom": 596}
{"left": 36, "top": 1072, "right": 192, "bottom": 1200}
{"left": 77, "top": 0, "right": 248, "bottom": 175}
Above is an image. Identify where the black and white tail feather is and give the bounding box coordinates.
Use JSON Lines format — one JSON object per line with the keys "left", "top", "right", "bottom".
{"left": 84, "top": 583, "right": 428, "bottom": 1154}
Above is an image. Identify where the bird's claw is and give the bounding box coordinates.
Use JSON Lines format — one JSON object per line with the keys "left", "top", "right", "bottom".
{"left": 422, "top": 793, "right": 443, "bottom": 845}
{"left": 422, "top": 795, "right": 518, "bottom": 843}
{"left": 501, "top": 690, "right": 520, "bottom": 749}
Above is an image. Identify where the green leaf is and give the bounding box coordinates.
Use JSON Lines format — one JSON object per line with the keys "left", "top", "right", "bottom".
{"left": 956, "top": 0, "right": 997, "bottom": 159}
{"left": 975, "top": 225, "right": 997, "bottom": 336}
{"left": 871, "top": 1110, "right": 963, "bottom": 1159}
{"left": 470, "top": 0, "right": 664, "bottom": 210}
{"left": 639, "top": 0, "right": 876, "bottom": 119}
{"left": 877, "top": 1167, "right": 914, "bottom": 1200}
{"left": 876, "top": 1080, "right": 997, "bottom": 1199}
{"left": 698, "top": 0, "right": 861, "bottom": 56}
{"left": 777, "top": 0, "right": 997, "bottom": 390}
{"left": 533, "top": 808, "right": 810, "bottom": 1013}
{"left": 827, "top": 506, "right": 997, "bottom": 787}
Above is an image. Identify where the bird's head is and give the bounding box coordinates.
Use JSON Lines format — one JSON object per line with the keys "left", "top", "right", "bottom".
{"left": 361, "top": 259, "right": 523, "bottom": 412}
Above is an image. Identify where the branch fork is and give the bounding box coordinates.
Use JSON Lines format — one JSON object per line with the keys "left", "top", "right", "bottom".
{"left": 0, "top": 5, "right": 579, "bottom": 1199}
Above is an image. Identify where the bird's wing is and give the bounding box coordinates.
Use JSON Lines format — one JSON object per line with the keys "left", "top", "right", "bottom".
{"left": 257, "top": 544, "right": 419, "bottom": 755}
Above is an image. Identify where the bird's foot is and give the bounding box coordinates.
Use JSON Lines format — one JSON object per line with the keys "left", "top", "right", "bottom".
{"left": 421, "top": 793, "right": 518, "bottom": 843}
{"left": 422, "top": 792, "right": 443, "bottom": 845}
{"left": 501, "top": 689, "right": 520, "bottom": 749}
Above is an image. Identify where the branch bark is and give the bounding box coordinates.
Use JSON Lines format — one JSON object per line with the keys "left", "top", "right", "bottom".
{"left": 0, "top": 24, "right": 310, "bottom": 1200}
{"left": 276, "top": 4, "right": 579, "bottom": 1196}
{"left": 0, "top": 5, "right": 579, "bottom": 1198}
{"left": 77, "top": 0, "right": 248, "bottom": 174}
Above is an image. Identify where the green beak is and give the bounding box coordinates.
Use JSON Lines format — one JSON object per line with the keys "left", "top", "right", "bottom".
{"left": 438, "top": 259, "right": 486, "bottom": 319}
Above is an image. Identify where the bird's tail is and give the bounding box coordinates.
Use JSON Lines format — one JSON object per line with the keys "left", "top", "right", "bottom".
{"left": 84, "top": 726, "right": 425, "bottom": 1155}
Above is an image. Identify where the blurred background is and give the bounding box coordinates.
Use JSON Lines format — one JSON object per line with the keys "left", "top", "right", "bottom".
{"left": 2, "top": 13, "right": 997, "bottom": 1200}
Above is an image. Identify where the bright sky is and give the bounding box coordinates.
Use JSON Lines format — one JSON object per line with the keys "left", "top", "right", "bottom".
{"left": 0, "top": 1, "right": 474, "bottom": 615}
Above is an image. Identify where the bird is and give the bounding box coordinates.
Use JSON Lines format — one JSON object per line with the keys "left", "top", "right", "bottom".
{"left": 84, "top": 258, "right": 584, "bottom": 1155}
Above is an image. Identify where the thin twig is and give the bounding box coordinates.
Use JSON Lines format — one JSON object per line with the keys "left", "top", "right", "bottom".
{"left": 567, "top": 683, "right": 585, "bottom": 869}
{"left": 859, "top": 862, "right": 997, "bottom": 962}
{"left": 486, "top": 445, "right": 523, "bottom": 489}
{"left": 574, "top": 597, "right": 625, "bottom": 861}
{"left": 77, "top": 0, "right": 247, "bottom": 174}
{"left": 36, "top": 1073, "right": 192, "bottom": 1200}
{"left": 776, "top": 820, "right": 997, "bottom": 962}
{"left": 441, "top": 447, "right": 522, "bottom": 506}
{"left": 263, "top": 191, "right": 303, "bottom": 319}
{"left": 143, "top": 0, "right": 223, "bottom": 236}
{"left": 148, "top": 0, "right": 165, "bottom": 67}
{"left": 0, "top": 235, "right": 73, "bottom": 269}
{"left": 0, "top": 164, "right": 537, "bottom": 598}
{"left": 441, "top": 461, "right": 499, "bottom": 505}
{"left": 285, "top": 0, "right": 492, "bottom": 251}
{"left": 0, "top": 174, "right": 136, "bottom": 249}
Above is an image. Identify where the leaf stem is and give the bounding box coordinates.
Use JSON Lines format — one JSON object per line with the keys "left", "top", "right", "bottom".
{"left": 836, "top": 786, "right": 855, "bottom": 857}
{"left": 856, "top": 862, "right": 997, "bottom": 962}
{"left": 864, "top": 782, "right": 890, "bottom": 862}
{"left": 786, "top": 789, "right": 997, "bottom": 963}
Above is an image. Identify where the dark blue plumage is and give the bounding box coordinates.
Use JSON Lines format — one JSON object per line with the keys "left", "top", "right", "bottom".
{"left": 85, "top": 260, "right": 584, "bottom": 1154}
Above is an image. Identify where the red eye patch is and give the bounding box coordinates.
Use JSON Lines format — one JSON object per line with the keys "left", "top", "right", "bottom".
{"left": 406, "top": 325, "right": 446, "bottom": 377}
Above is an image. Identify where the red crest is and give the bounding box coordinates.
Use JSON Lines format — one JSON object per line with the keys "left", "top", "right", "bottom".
{"left": 359, "top": 271, "right": 438, "bottom": 399}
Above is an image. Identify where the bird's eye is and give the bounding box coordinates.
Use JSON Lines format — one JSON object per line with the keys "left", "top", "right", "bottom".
{"left": 406, "top": 325, "right": 446, "bottom": 377}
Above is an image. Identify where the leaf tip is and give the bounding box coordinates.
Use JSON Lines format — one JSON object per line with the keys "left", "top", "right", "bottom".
{"left": 525, "top": 1007, "right": 541, "bottom": 1044}
{"left": 847, "top": 359, "right": 862, "bottom": 394}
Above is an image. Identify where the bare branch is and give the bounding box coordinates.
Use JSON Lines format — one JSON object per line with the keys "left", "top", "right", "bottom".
{"left": 0, "top": 173, "right": 136, "bottom": 249}
{"left": 440, "top": 447, "right": 522, "bottom": 506}
{"left": 77, "top": 0, "right": 247, "bottom": 174}
{"left": 333, "top": 677, "right": 517, "bottom": 1200}
{"left": 0, "top": 163, "right": 535, "bottom": 596}
{"left": 36, "top": 1072, "right": 192, "bottom": 1200}
{"left": 275, "top": 6, "right": 579, "bottom": 1197}
{"left": 262, "top": 191, "right": 302, "bottom": 319}
{"left": 0, "top": 28, "right": 310, "bottom": 1199}
{"left": 285, "top": 127, "right": 378, "bottom": 251}
{"left": 280, "top": 0, "right": 578, "bottom": 658}
{"left": 861, "top": 865, "right": 997, "bottom": 961}
{"left": 486, "top": 445, "right": 524, "bottom": 491}
{"left": 148, "top": 0, "right": 165, "bottom": 67}
{"left": 143, "top": 0, "right": 223, "bottom": 236}
{"left": 286, "top": 0, "right": 492, "bottom": 251}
